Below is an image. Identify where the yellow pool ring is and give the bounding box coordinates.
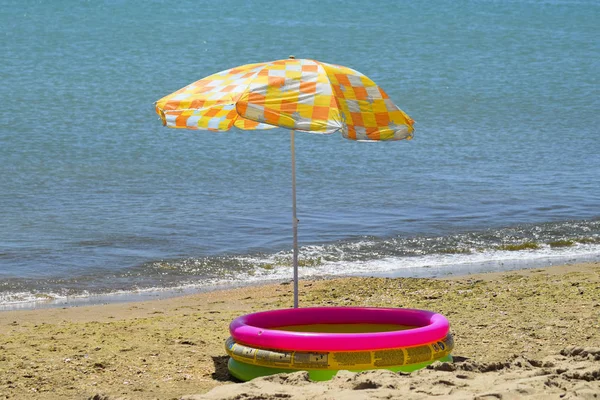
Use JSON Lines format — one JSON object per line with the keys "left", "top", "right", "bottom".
{"left": 226, "top": 333, "right": 454, "bottom": 371}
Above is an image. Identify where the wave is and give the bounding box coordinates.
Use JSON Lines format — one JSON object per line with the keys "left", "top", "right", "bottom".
{"left": 1, "top": 219, "right": 599, "bottom": 310}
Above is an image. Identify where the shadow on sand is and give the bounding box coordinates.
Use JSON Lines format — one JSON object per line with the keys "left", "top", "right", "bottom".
{"left": 211, "top": 356, "right": 242, "bottom": 383}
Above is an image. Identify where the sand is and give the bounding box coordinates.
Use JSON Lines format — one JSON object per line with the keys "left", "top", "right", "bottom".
{"left": 0, "top": 262, "right": 599, "bottom": 399}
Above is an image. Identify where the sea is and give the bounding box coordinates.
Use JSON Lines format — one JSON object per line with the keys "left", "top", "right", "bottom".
{"left": 1, "top": 0, "right": 599, "bottom": 310}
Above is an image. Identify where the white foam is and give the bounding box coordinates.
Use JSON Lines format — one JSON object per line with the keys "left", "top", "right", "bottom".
{"left": 2, "top": 243, "right": 599, "bottom": 311}
{"left": 236, "top": 242, "right": 600, "bottom": 282}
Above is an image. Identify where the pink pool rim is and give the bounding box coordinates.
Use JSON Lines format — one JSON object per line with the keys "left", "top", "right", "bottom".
{"left": 229, "top": 307, "right": 450, "bottom": 352}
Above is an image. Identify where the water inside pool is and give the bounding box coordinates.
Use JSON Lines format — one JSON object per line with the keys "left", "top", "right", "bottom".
{"left": 274, "top": 324, "right": 417, "bottom": 334}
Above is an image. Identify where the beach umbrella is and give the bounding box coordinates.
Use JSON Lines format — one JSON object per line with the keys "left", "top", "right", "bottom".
{"left": 155, "top": 57, "right": 414, "bottom": 308}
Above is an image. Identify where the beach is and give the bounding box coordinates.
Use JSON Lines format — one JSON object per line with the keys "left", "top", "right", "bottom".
{"left": 0, "top": 262, "right": 598, "bottom": 399}
{"left": 2, "top": 1, "right": 599, "bottom": 398}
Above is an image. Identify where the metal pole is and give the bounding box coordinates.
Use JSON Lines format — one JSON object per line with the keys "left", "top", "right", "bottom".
{"left": 291, "top": 130, "right": 299, "bottom": 308}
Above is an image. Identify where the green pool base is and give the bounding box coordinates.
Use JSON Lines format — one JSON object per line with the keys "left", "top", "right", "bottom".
{"left": 228, "top": 354, "right": 453, "bottom": 382}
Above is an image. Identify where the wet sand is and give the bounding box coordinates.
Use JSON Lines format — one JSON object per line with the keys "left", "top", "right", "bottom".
{"left": 1, "top": 262, "right": 599, "bottom": 399}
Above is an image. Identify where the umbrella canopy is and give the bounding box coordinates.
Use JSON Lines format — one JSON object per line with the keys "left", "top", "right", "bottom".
{"left": 155, "top": 58, "right": 415, "bottom": 307}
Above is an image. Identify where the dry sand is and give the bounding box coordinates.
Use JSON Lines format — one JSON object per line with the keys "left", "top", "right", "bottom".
{"left": 0, "top": 262, "right": 599, "bottom": 399}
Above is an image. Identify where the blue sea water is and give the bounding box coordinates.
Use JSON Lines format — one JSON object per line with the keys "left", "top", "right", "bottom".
{"left": 1, "top": 0, "right": 599, "bottom": 308}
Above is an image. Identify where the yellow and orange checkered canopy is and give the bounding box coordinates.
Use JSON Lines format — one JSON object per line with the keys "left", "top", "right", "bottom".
{"left": 155, "top": 58, "right": 414, "bottom": 141}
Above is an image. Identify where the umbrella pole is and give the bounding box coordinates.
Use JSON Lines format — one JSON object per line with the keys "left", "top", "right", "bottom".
{"left": 291, "top": 130, "right": 299, "bottom": 308}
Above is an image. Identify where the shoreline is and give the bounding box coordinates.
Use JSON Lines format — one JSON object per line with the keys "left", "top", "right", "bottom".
{"left": 3, "top": 250, "right": 599, "bottom": 312}
{"left": 0, "top": 261, "right": 599, "bottom": 399}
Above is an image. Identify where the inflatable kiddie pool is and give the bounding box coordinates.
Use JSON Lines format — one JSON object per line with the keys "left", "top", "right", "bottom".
{"left": 226, "top": 307, "right": 453, "bottom": 381}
